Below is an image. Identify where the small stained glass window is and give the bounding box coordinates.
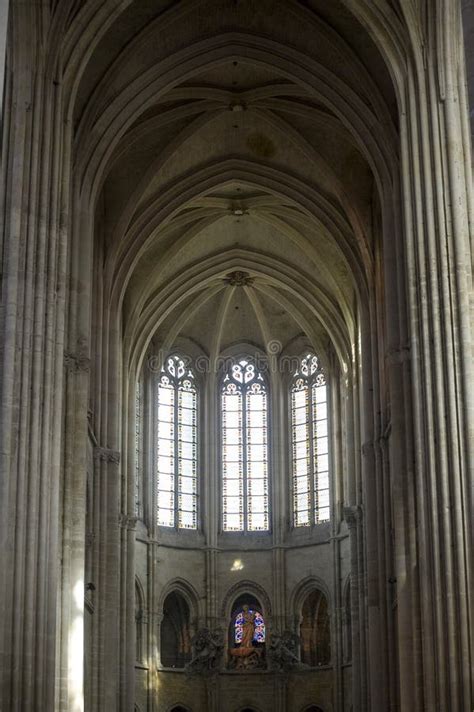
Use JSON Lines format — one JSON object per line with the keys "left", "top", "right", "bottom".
{"left": 157, "top": 355, "right": 198, "bottom": 529}
{"left": 221, "top": 358, "right": 269, "bottom": 532}
{"left": 234, "top": 609, "right": 266, "bottom": 644}
{"left": 291, "top": 353, "right": 330, "bottom": 525}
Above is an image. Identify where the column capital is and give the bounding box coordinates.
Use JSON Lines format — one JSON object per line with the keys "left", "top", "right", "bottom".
{"left": 64, "top": 350, "right": 91, "bottom": 373}
{"left": 94, "top": 446, "right": 120, "bottom": 464}
{"left": 119, "top": 514, "right": 137, "bottom": 530}
{"left": 344, "top": 505, "right": 363, "bottom": 529}
{"left": 386, "top": 343, "right": 411, "bottom": 365}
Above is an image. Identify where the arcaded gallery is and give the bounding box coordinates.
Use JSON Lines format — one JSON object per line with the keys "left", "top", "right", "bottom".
{"left": 0, "top": 1, "right": 472, "bottom": 711}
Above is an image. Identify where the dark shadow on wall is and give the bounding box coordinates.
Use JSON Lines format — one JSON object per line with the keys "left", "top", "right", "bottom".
{"left": 161, "top": 592, "right": 192, "bottom": 668}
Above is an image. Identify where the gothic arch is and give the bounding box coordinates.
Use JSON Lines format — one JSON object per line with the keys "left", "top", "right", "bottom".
{"left": 221, "top": 581, "right": 272, "bottom": 621}
{"left": 74, "top": 33, "right": 397, "bottom": 201}
{"left": 128, "top": 249, "right": 353, "bottom": 379}
{"left": 158, "top": 578, "right": 201, "bottom": 624}
{"left": 112, "top": 161, "right": 370, "bottom": 316}
{"left": 290, "top": 576, "right": 332, "bottom": 620}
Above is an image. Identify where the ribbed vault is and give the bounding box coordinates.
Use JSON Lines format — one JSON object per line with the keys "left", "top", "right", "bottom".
{"left": 68, "top": 0, "right": 401, "bottom": 376}
{"left": 4, "top": 1, "right": 472, "bottom": 711}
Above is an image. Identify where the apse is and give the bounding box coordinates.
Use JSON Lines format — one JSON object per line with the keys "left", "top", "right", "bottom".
{"left": 1, "top": 1, "right": 472, "bottom": 712}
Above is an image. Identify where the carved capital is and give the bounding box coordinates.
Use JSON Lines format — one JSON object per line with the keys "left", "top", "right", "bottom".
{"left": 119, "top": 514, "right": 138, "bottom": 530}
{"left": 64, "top": 351, "right": 91, "bottom": 373}
{"left": 386, "top": 343, "right": 410, "bottom": 365}
{"left": 344, "top": 505, "right": 363, "bottom": 529}
{"left": 94, "top": 447, "right": 120, "bottom": 464}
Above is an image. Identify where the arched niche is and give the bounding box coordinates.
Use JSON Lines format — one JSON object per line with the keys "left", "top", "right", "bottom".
{"left": 160, "top": 591, "right": 192, "bottom": 669}
{"left": 299, "top": 589, "right": 331, "bottom": 667}
{"left": 227, "top": 593, "right": 266, "bottom": 671}
{"left": 222, "top": 580, "right": 271, "bottom": 621}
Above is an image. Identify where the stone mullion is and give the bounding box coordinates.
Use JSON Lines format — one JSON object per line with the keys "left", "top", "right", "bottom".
{"left": 205, "top": 373, "right": 218, "bottom": 627}
{"left": 271, "top": 374, "right": 286, "bottom": 633}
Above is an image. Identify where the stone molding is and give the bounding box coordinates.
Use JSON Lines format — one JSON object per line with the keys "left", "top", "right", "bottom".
{"left": 385, "top": 343, "right": 411, "bottom": 365}
{"left": 119, "top": 514, "right": 138, "bottom": 530}
{"left": 223, "top": 270, "right": 254, "bottom": 286}
{"left": 343, "top": 505, "right": 363, "bottom": 529}
{"left": 93, "top": 446, "right": 121, "bottom": 464}
{"left": 64, "top": 351, "right": 91, "bottom": 373}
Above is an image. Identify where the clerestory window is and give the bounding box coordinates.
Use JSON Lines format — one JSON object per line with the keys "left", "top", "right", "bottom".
{"left": 156, "top": 355, "right": 198, "bottom": 529}
{"left": 291, "top": 353, "right": 330, "bottom": 526}
{"left": 221, "top": 358, "right": 269, "bottom": 532}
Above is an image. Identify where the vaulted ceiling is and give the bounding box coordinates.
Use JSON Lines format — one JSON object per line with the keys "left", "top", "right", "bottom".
{"left": 69, "top": 0, "right": 400, "bottom": 371}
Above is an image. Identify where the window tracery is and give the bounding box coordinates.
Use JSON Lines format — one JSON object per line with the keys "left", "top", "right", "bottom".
{"left": 291, "top": 353, "right": 330, "bottom": 526}
{"left": 156, "top": 355, "right": 198, "bottom": 529}
{"left": 221, "top": 358, "right": 269, "bottom": 532}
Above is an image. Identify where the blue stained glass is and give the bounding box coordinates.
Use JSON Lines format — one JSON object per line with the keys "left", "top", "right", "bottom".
{"left": 234, "top": 609, "right": 265, "bottom": 644}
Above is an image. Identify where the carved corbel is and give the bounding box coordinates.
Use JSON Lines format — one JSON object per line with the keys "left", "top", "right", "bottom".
{"left": 344, "top": 505, "right": 363, "bottom": 530}
{"left": 94, "top": 446, "right": 120, "bottom": 464}
{"left": 386, "top": 343, "right": 411, "bottom": 365}
{"left": 64, "top": 350, "right": 91, "bottom": 373}
{"left": 119, "top": 514, "right": 138, "bottom": 530}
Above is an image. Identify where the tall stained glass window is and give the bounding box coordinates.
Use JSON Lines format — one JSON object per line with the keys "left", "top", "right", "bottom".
{"left": 291, "top": 353, "right": 330, "bottom": 525}
{"left": 156, "top": 355, "right": 198, "bottom": 529}
{"left": 221, "top": 358, "right": 269, "bottom": 531}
